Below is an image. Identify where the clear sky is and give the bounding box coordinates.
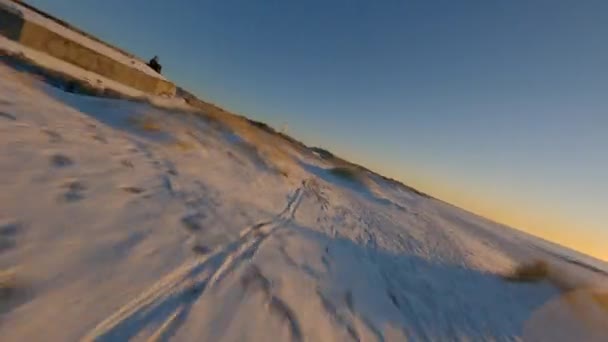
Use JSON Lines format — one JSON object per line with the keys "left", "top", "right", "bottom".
{"left": 28, "top": 0, "right": 608, "bottom": 261}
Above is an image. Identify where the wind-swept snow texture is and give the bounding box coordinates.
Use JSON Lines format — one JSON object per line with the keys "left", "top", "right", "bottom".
{"left": 1, "top": 62, "right": 607, "bottom": 341}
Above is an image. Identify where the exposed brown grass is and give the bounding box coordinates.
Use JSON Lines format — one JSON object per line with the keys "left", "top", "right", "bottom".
{"left": 128, "top": 116, "right": 162, "bottom": 132}
{"left": 504, "top": 260, "right": 550, "bottom": 283}
{"left": 0, "top": 267, "right": 31, "bottom": 315}
{"left": 593, "top": 293, "right": 608, "bottom": 312}
{"left": 0, "top": 268, "right": 17, "bottom": 301}
{"left": 503, "top": 259, "right": 592, "bottom": 294}
{"left": 140, "top": 118, "right": 162, "bottom": 132}
{"left": 173, "top": 139, "right": 196, "bottom": 151}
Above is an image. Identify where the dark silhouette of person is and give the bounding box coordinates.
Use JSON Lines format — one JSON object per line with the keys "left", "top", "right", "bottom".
{"left": 147, "top": 56, "right": 162, "bottom": 74}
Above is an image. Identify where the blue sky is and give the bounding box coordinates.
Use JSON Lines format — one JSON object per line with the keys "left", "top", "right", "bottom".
{"left": 29, "top": 0, "right": 608, "bottom": 260}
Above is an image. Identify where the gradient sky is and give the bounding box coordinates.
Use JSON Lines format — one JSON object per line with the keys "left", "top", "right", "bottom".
{"left": 28, "top": 0, "right": 608, "bottom": 261}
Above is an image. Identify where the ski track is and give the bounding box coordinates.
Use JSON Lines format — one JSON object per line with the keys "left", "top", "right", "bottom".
{"left": 82, "top": 182, "right": 306, "bottom": 341}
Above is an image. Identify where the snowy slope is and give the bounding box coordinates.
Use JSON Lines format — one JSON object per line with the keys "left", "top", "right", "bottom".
{"left": 1, "top": 62, "right": 607, "bottom": 341}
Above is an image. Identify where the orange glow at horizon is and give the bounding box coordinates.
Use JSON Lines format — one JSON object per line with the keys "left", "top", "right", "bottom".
{"left": 384, "top": 166, "right": 608, "bottom": 263}
{"left": 322, "top": 148, "right": 607, "bottom": 263}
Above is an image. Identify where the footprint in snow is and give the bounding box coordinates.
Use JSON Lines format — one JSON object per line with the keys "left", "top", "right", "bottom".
{"left": 345, "top": 291, "right": 354, "bottom": 312}
{"left": 0, "top": 111, "right": 16, "bottom": 121}
{"left": 181, "top": 213, "right": 205, "bottom": 232}
{"left": 60, "top": 180, "right": 86, "bottom": 202}
{"left": 192, "top": 244, "right": 211, "bottom": 255}
{"left": 165, "top": 161, "right": 178, "bottom": 175}
{"left": 120, "top": 186, "right": 145, "bottom": 194}
{"left": 92, "top": 133, "right": 108, "bottom": 144}
{"left": 41, "top": 129, "right": 62, "bottom": 143}
{"left": 387, "top": 290, "right": 400, "bottom": 309}
{"left": 0, "top": 220, "right": 20, "bottom": 253}
{"left": 0, "top": 222, "right": 19, "bottom": 237}
{"left": 50, "top": 153, "right": 74, "bottom": 168}
{"left": 120, "top": 159, "right": 134, "bottom": 168}
{"left": 0, "top": 267, "right": 29, "bottom": 315}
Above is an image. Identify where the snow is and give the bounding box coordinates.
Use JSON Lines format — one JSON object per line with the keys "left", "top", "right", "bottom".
{"left": 1, "top": 35, "right": 189, "bottom": 109}
{"left": 0, "top": 35, "right": 147, "bottom": 98}
{"left": 0, "top": 0, "right": 166, "bottom": 80}
{"left": 1, "top": 61, "right": 607, "bottom": 341}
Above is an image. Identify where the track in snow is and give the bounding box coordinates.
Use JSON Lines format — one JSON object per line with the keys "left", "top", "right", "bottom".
{"left": 82, "top": 182, "right": 307, "bottom": 341}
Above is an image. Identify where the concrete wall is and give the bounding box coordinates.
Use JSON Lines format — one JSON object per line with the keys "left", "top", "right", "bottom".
{"left": 0, "top": 5, "right": 175, "bottom": 96}
{"left": 0, "top": 4, "right": 24, "bottom": 41}
{"left": 9, "top": 0, "right": 140, "bottom": 61}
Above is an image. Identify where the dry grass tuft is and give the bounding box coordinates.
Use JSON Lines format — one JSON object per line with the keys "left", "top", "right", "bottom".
{"left": 504, "top": 260, "right": 550, "bottom": 283}
{"left": 0, "top": 268, "right": 18, "bottom": 300}
{"left": 0, "top": 267, "right": 32, "bottom": 315}
{"left": 174, "top": 140, "right": 196, "bottom": 151}
{"left": 139, "top": 118, "right": 162, "bottom": 132}
{"left": 128, "top": 116, "right": 162, "bottom": 132}
{"left": 592, "top": 293, "right": 608, "bottom": 312}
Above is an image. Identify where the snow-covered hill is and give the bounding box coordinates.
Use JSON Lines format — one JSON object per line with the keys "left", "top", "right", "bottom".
{"left": 1, "top": 61, "right": 607, "bottom": 341}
